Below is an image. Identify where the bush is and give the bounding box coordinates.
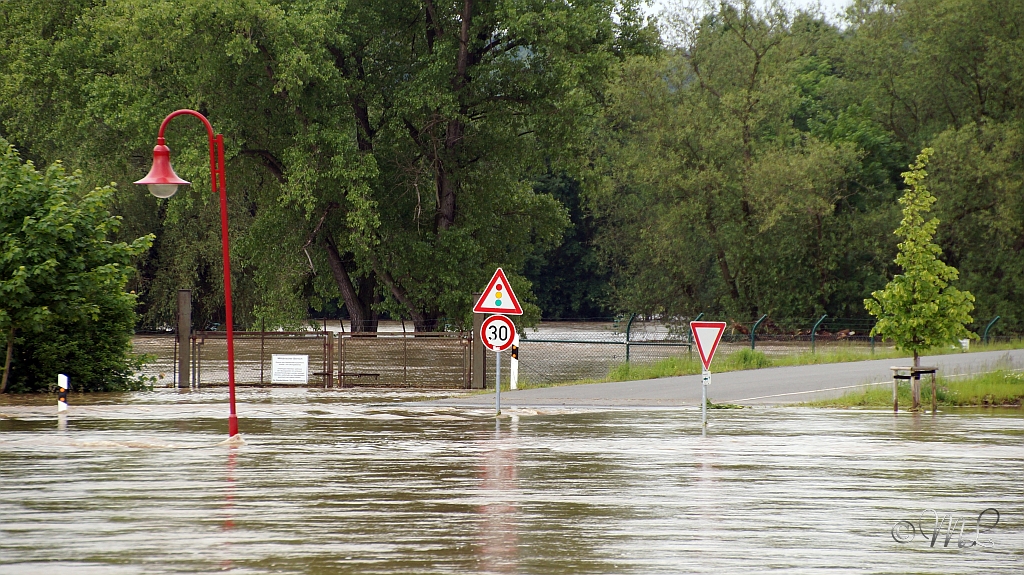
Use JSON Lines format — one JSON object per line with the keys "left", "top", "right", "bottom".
{"left": 1, "top": 291, "right": 152, "bottom": 393}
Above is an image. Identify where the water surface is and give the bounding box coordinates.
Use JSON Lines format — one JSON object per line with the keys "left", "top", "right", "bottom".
{"left": 2, "top": 389, "right": 1022, "bottom": 573}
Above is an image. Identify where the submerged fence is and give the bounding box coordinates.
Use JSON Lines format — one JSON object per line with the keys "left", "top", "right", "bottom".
{"left": 132, "top": 315, "right": 1014, "bottom": 389}
{"left": 133, "top": 330, "right": 471, "bottom": 389}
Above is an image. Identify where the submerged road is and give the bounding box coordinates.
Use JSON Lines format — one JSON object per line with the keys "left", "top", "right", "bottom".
{"left": 429, "top": 348, "right": 1024, "bottom": 407}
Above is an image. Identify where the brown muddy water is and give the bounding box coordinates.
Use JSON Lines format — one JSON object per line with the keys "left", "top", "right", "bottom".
{"left": 1, "top": 388, "right": 1023, "bottom": 574}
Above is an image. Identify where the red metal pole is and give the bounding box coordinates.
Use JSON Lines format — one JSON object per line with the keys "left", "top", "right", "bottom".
{"left": 216, "top": 134, "right": 238, "bottom": 437}
{"left": 155, "top": 110, "right": 238, "bottom": 437}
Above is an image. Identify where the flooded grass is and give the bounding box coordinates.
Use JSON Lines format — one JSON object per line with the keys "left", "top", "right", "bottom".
{"left": 804, "top": 370, "right": 1024, "bottom": 408}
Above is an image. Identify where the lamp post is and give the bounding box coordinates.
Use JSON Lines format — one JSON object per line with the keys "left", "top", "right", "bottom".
{"left": 135, "top": 109, "right": 239, "bottom": 438}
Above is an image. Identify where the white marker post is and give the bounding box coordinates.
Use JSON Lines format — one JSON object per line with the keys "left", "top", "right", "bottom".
{"left": 480, "top": 314, "right": 516, "bottom": 417}
{"left": 690, "top": 321, "right": 727, "bottom": 435}
{"left": 57, "top": 374, "right": 69, "bottom": 412}
{"left": 510, "top": 333, "right": 519, "bottom": 390}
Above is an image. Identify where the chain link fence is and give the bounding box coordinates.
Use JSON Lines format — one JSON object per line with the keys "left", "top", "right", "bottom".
{"left": 133, "top": 315, "right": 1015, "bottom": 389}
{"left": 133, "top": 327, "right": 471, "bottom": 389}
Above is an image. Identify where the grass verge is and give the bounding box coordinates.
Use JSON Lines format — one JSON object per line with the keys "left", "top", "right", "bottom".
{"left": 498, "top": 339, "right": 1024, "bottom": 392}
{"left": 803, "top": 370, "right": 1024, "bottom": 408}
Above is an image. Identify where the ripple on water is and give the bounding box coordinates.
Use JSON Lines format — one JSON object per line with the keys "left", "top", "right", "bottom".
{"left": 1, "top": 388, "right": 1022, "bottom": 574}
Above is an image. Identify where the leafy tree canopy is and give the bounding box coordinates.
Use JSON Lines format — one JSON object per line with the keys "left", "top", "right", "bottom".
{"left": 865, "top": 148, "right": 975, "bottom": 362}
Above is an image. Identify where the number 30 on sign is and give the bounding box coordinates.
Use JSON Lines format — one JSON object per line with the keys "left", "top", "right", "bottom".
{"left": 480, "top": 315, "right": 516, "bottom": 351}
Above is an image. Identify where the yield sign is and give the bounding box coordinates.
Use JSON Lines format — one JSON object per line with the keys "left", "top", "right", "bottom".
{"left": 690, "top": 321, "right": 727, "bottom": 371}
{"left": 473, "top": 268, "right": 523, "bottom": 315}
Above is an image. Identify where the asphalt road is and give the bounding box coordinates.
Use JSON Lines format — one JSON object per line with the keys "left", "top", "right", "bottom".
{"left": 427, "top": 348, "right": 1024, "bottom": 407}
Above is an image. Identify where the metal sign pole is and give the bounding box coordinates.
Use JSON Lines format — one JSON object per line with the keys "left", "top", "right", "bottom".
{"left": 702, "top": 369, "right": 710, "bottom": 435}
{"left": 495, "top": 350, "right": 501, "bottom": 416}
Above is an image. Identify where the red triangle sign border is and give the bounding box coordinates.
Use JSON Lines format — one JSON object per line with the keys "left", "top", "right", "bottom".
{"left": 473, "top": 268, "right": 524, "bottom": 315}
{"left": 690, "top": 321, "right": 727, "bottom": 371}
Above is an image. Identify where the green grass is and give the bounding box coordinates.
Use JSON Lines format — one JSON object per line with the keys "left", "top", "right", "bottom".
{"left": 804, "top": 370, "right": 1024, "bottom": 408}
{"left": 493, "top": 339, "right": 1024, "bottom": 392}
{"left": 603, "top": 340, "right": 1024, "bottom": 384}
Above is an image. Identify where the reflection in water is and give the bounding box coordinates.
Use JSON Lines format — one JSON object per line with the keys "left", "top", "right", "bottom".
{"left": 221, "top": 448, "right": 237, "bottom": 571}
{"left": 1, "top": 389, "right": 1023, "bottom": 574}
{"left": 477, "top": 417, "right": 520, "bottom": 573}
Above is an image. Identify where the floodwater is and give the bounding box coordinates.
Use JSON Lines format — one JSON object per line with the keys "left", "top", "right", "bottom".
{"left": 1, "top": 389, "right": 1023, "bottom": 574}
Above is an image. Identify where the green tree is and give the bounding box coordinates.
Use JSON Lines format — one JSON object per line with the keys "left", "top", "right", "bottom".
{"left": 865, "top": 148, "right": 976, "bottom": 369}
{"left": 588, "top": 3, "right": 865, "bottom": 319}
{"left": 0, "top": 139, "right": 152, "bottom": 393}
{"left": 0, "top": 0, "right": 655, "bottom": 332}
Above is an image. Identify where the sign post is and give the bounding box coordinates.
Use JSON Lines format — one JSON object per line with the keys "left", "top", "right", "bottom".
{"left": 480, "top": 314, "right": 517, "bottom": 415}
{"left": 474, "top": 269, "right": 524, "bottom": 416}
{"left": 690, "top": 321, "right": 727, "bottom": 434}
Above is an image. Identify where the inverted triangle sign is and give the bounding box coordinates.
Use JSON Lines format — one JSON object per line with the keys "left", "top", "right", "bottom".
{"left": 473, "top": 268, "right": 523, "bottom": 315}
{"left": 690, "top": 321, "right": 727, "bottom": 371}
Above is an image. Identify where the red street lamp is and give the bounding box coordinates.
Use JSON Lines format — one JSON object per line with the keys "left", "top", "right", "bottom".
{"left": 135, "top": 109, "right": 239, "bottom": 438}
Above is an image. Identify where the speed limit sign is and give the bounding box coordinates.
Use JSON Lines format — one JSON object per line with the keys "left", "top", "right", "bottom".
{"left": 480, "top": 314, "right": 516, "bottom": 351}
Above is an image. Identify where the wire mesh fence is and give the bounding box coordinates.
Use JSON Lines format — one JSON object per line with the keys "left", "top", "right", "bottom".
{"left": 132, "top": 315, "right": 1015, "bottom": 389}
{"left": 512, "top": 317, "right": 692, "bottom": 386}
{"left": 133, "top": 328, "right": 471, "bottom": 389}
{"left": 338, "top": 332, "right": 470, "bottom": 388}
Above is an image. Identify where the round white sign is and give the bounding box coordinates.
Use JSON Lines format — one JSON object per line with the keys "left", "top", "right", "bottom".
{"left": 480, "top": 315, "right": 516, "bottom": 352}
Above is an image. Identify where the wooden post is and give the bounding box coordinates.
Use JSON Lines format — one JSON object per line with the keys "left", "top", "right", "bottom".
{"left": 471, "top": 293, "right": 485, "bottom": 389}
{"left": 912, "top": 372, "right": 921, "bottom": 411}
{"left": 177, "top": 289, "right": 191, "bottom": 389}
{"left": 931, "top": 371, "right": 937, "bottom": 414}
{"left": 893, "top": 372, "right": 898, "bottom": 413}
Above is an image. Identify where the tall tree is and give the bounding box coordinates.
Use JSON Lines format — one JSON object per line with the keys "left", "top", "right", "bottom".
{"left": 588, "top": 2, "right": 864, "bottom": 319}
{"left": 1, "top": 0, "right": 654, "bottom": 331}
{"left": 865, "top": 148, "right": 976, "bottom": 369}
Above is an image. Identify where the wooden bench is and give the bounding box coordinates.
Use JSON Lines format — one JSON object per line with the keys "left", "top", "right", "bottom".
{"left": 891, "top": 366, "right": 938, "bottom": 413}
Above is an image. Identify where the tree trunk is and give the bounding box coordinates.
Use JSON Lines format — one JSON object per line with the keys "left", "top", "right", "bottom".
{"left": 324, "top": 237, "right": 378, "bottom": 334}
{"left": 1, "top": 326, "right": 13, "bottom": 394}
{"left": 364, "top": 252, "right": 443, "bottom": 332}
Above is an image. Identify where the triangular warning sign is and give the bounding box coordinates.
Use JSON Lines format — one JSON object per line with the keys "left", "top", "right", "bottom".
{"left": 473, "top": 268, "right": 523, "bottom": 315}
{"left": 690, "top": 321, "right": 727, "bottom": 371}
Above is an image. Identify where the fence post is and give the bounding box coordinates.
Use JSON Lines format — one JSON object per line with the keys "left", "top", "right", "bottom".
{"left": 625, "top": 313, "right": 636, "bottom": 363}
{"left": 471, "top": 293, "right": 486, "bottom": 389}
{"left": 177, "top": 289, "right": 191, "bottom": 389}
{"left": 983, "top": 316, "right": 1000, "bottom": 344}
{"left": 811, "top": 314, "right": 828, "bottom": 353}
{"left": 750, "top": 314, "right": 767, "bottom": 350}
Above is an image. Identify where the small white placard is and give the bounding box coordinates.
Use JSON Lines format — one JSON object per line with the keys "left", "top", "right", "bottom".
{"left": 272, "top": 354, "right": 309, "bottom": 384}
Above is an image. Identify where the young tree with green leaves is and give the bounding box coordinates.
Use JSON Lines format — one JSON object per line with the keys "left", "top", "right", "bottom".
{"left": 865, "top": 148, "right": 976, "bottom": 373}
{"left": 0, "top": 139, "right": 153, "bottom": 393}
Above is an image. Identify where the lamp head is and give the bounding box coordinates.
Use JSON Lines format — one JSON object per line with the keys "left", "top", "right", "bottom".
{"left": 134, "top": 137, "right": 190, "bottom": 198}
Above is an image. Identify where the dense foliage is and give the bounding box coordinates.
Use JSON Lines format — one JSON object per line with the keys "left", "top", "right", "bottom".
{"left": 588, "top": 0, "right": 1024, "bottom": 331}
{"left": 1, "top": 0, "right": 1022, "bottom": 342}
{"left": 0, "top": 138, "right": 152, "bottom": 392}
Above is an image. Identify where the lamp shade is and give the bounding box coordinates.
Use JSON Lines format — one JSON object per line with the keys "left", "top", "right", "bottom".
{"left": 135, "top": 140, "right": 190, "bottom": 198}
